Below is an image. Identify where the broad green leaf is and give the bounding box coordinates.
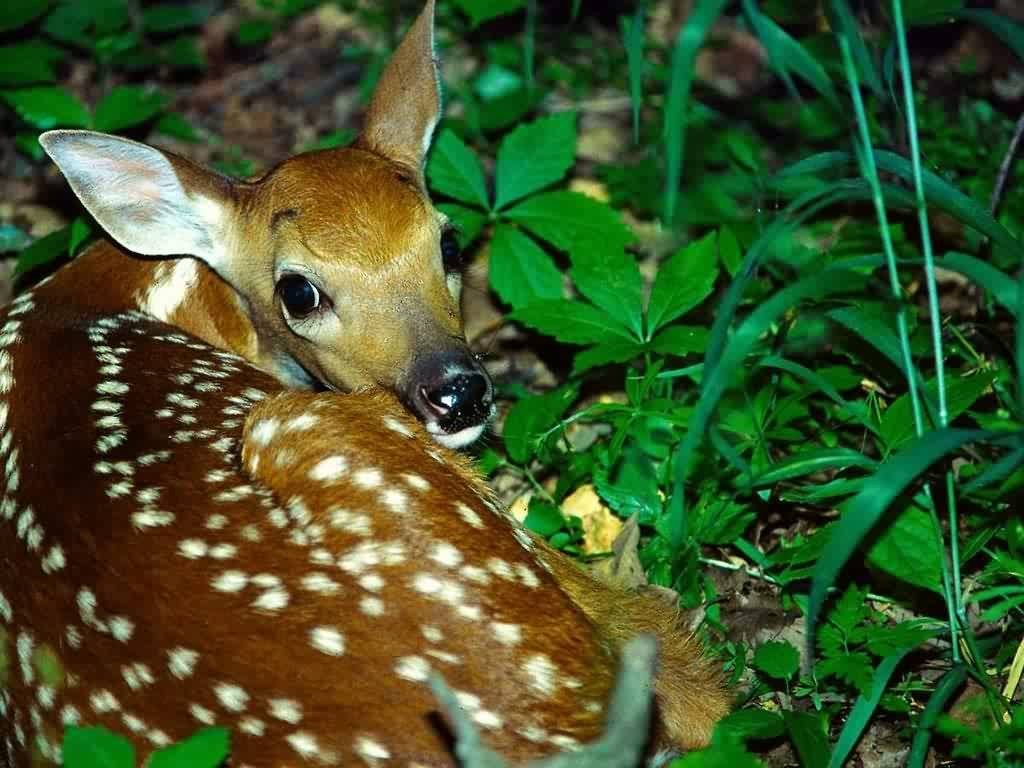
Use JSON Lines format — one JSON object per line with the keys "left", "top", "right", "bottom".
{"left": 437, "top": 203, "right": 488, "bottom": 249}
{"left": 938, "top": 251, "right": 1017, "bottom": 314}
{"left": 63, "top": 726, "right": 135, "bottom": 768}
{"left": 594, "top": 441, "right": 663, "bottom": 523}
{"left": 753, "top": 640, "right": 800, "bottom": 680}
{"left": 16, "top": 226, "right": 69, "bottom": 276}
{"left": 426, "top": 129, "right": 489, "bottom": 209}
{"left": 647, "top": 231, "right": 719, "bottom": 334}
{"left": 502, "top": 383, "right": 579, "bottom": 463}
{"left": 142, "top": 2, "right": 213, "bottom": 33}
{"left": 827, "top": 306, "right": 904, "bottom": 369}
{"left": 488, "top": 224, "right": 562, "bottom": 310}
{"left": 154, "top": 111, "right": 200, "bottom": 142}
{"left": 865, "top": 503, "right": 943, "bottom": 594}
{"left": 93, "top": 85, "right": 167, "bottom": 132}
{"left": 828, "top": 648, "right": 915, "bottom": 768}
{"left": 880, "top": 370, "right": 995, "bottom": 451}
{"left": 523, "top": 498, "right": 565, "bottom": 537}
{"left": 494, "top": 111, "right": 576, "bottom": 210}
{"left": 718, "top": 709, "right": 786, "bottom": 741}
{"left": 503, "top": 190, "right": 634, "bottom": 256}
{"left": 451, "top": 0, "right": 526, "bottom": 27}
{"left": 572, "top": 341, "right": 645, "bottom": 375}
{"left": 0, "top": 40, "right": 65, "bottom": 86}
{"left": 775, "top": 150, "right": 1024, "bottom": 264}
{"left": 954, "top": 10, "right": 1024, "bottom": 64}
{"left": 750, "top": 448, "right": 876, "bottom": 488}
{"left": 511, "top": 299, "right": 636, "bottom": 346}
{"left": 149, "top": 728, "right": 229, "bottom": 768}
{"left": 782, "top": 711, "right": 830, "bottom": 768}
{"left": 68, "top": 216, "right": 92, "bottom": 257}
{"left": 3, "top": 86, "right": 89, "bottom": 129}
{"left": 649, "top": 325, "right": 709, "bottom": 357}
{"left": 719, "top": 225, "right": 742, "bottom": 276}
{"left": 0, "top": 0, "right": 50, "bottom": 33}
{"left": 805, "top": 428, "right": 991, "bottom": 658}
{"left": 570, "top": 247, "right": 642, "bottom": 339}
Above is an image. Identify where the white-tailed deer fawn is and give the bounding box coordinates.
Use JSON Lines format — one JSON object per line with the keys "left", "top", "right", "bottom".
{"left": 0, "top": 2, "right": 729, "bottom": 766}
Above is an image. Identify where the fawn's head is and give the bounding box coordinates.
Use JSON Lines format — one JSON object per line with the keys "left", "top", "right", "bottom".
{"left": 38, "top": 0, "right": 494, "bottom": 449}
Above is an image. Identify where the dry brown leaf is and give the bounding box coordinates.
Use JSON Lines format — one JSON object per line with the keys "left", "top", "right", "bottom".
{"left": 590, "top": 513, "right": 647, "bottom": 589}
{"left": 562, "top": 484, "right": 623, "bottom": 555}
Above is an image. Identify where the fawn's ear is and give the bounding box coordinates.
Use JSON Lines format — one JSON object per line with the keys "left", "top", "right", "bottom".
{"left": 357, "top": 0, "right": 441, "bottom": 176}
{"left": 39, "top": 129, "right": 235, "bottom": 270}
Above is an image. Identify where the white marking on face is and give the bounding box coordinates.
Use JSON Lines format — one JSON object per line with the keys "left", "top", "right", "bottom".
{"left": 431, "top": 422, "right": 486, "bottom": 450}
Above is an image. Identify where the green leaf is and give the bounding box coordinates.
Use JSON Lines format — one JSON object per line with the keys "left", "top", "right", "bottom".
{"left": 16, "top": 226, "right": 69, "bottom": 276}
{"left": 718, "top": 709, "right": 786, "bottom": 741}
{"left": 2, "top": 86, "right": 89, "bottom": 129}
{"left": 782, "top": 711, "right": 830, "bottom": 768}
{"left": 502, "top": 383, "right": 579, "bottom": 463}
{"left": 488, "top": 224, "right": 562, "bottom": 310}
{"left": 68, "top": 216, "right": 92, "bottom": 257}
{"left": 865, "top": 503, "right": 943, "bottom": 594}
{"left": 63, "top": 726, "right": 135, "bottom": 768}
{"left": 503, "top": 190, "right": 634, "bottom": 255}
{"left": 142, "top": 2, "right": 213, "bottom": 33}
{"left": 93, "top": 85, "right": 167, "bottom": 132}
{"left": 647, "top": 231, "right": 720, "bottom": 334}
{"left": 880, "top": 370, "right": 995, "bottom": 451}
{"left": 648, "top": 325, "right": 709, "bottom": 357}
{"left": 523, "top": 498, "right": 565, "bottom": 537}
{"left": 0, "top": 40, "right": 65, "bottom": 86}
{"left": 451, "top": 0, "right": 526, "bottom": 26}
{"left": 828, "top": 648, "right": 915, "bottom": 768}
{"left": 511, "top": 299, "right": 636, "bottom": 346}
{"left": 570, "top": 247, "right": 643, "bottom": 340}
{"left": 750, "top": 448, "right": 876, "bottom": 488}
{"left": 805, "top": 428, "right": 992, "bottom": 658}
{"left": 572, "top": 341, "right": 645, "bottom": 375}
{"left": 719, "top": 225, "right": 742, "bottom": 276}
{"left": 427, "top": 128, "right": 489, "bottom": 209}
{"left": 149, "top": 727, "right": 230, "bottom": 768}
{"left": 494, "top": 111, "right": 576, "bottom": 210}
{"left": 0, "top": 0, "right": 50, "bottom": 33}
{"left": 154, "top": 111, "right": 200, "bottom": 142}
{"left": 438, "top": 203, "right": 488, "bottom": 249}
{"left": 752, "top": 640, "right": 800, "bottom": 680}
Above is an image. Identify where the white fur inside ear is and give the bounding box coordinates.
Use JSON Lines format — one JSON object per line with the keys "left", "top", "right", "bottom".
{"left": 40, "top": 131, "right": 227, "bottom": 266}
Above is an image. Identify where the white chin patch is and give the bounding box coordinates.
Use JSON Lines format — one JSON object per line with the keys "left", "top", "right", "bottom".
{"left": 430, "top": 423, "right": 486, "bottom": 450}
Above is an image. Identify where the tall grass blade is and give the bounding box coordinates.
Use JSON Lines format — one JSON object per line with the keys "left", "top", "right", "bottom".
{"left": 906, "top": 665, "right": 968, "bottom": 768}
{"left": 825, "top": 0, "right": 883, "bottom": 95}
{"left": 662, "top": 0, "right": 729, "bottom": 226}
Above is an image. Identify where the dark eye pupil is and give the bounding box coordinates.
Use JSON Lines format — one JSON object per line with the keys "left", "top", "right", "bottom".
{"left": 441, "top": 230, "right": 463, "bottom": 272}
{"left": 278, "top": 275, "right": 319, "bottom": 317}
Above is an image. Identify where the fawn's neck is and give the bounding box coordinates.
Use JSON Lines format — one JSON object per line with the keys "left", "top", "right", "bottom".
{"left": 50, "top": 239, "right": 261, "bottom": 362}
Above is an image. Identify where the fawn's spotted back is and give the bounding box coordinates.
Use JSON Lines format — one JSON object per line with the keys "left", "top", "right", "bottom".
{"left": 0, "top": 278, "right": 629, "bottom": 766}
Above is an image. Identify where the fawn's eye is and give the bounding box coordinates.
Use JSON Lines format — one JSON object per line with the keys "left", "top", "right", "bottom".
{"left": 441, "top": 229, "right": 466, "bottom": 273}
{"left": 277, "top": 274, "right": 321, "bottom": 319}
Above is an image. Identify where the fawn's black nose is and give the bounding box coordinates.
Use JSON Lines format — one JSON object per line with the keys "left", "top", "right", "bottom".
{"left": 404, "top": 351, "right": 495, "bottom": 448}
{"left": 422, "top": 372, "right": 491, "bottom": 420}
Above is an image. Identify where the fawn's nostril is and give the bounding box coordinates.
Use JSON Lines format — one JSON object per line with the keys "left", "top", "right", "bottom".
{"left": 423, "top": 373, "right": 490, "bottom": 416}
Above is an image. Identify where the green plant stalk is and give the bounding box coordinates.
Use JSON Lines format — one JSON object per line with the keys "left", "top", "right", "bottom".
{"left": 835, "top": 31, "right": 960, "bottom": 662}
{"left": 892, "top": 0, "right": 968, "bottom": 664}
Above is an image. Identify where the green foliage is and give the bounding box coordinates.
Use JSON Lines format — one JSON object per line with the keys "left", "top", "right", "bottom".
{"left": 63, "top": 726, "right": 229, "bottom": 768}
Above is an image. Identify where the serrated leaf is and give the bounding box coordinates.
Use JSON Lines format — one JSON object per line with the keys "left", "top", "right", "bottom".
{"left": 502, "top": 383, "right": 579, "bottom": 463}
{"left": 572, "top": 341, "right": 645, "bottom": 375}
{"left": 648, "top": 325, "right": 709, "bottom": 357}
{"left": 753, "top": 640, "right": 800, "bottom": 679}
{"left": 570, "top": 247, "right": 642, "bottom": 339}
{"left": 93, "top": 85, "right": 167, "bottom": 132}
{"left": 451, "top": 0, "right": 527, "bottom": 26}
{"left": 865, "top": 503, "right": 943, "bottom": 594}
{"left": 494, "top": 112, "right": 576, "bottom": 209}
{"left": 647, "top": 230, "right": 719, "bottom": 334}
{"left": 504, "top": 190, "right": 634, "bottom": 256}
{"left": 488, "top": 224, "right": 562, "bottom": 310}
{"left": 3, "top": 86, "right": 89, "bottom": 129}
{"left": 437, "top": 203, "right": 488, "bottom": 248}
{"left": 149, "top": 727, "right": 230, "bottom": 768}
{"left": 0, "top": 40, "right": 65, "bottom": 86}
{"left": 511, "top": 299, "right": 636, "bottom": 346}
{"left": 427, "top": 128, "right": 489, "bottom": 209}
{"left": 816, "top": 651, "right": 875, "bottom": 693}
{"left": 63, "top": 726, "right": 135, "bottom": 768}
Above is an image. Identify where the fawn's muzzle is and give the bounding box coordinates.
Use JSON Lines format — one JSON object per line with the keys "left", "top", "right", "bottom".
{"left": 405, "top": 351, "right": 494, "bottom": 449}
